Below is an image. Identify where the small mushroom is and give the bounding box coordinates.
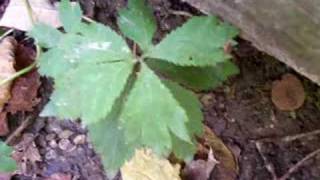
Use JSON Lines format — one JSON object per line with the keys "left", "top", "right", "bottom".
{"left": 271, "top": 73, "right": 305, "bottom": 111}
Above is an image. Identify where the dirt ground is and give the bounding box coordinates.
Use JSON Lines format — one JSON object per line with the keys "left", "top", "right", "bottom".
{"left": 1, "top": 0, "right": 320, "bottom": 179}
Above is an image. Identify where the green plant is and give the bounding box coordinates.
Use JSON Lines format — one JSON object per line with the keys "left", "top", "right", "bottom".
{"left": 29, "top": 0, "right": 238, "bottom": 174}
{"left": 0, "top": 142, "right": 16, "bottom": 172}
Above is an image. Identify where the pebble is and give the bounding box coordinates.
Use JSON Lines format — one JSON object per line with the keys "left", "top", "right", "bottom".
{"left": 49, "top": 140, "right": 58, "bottom": 148}
{"left": 45, "top": 134, "right": 56, "bottom": 141}
{"left": 46, "top": 120, "right": 63, "bottom": 134}
{"left": 45, "top": 149, "right": 58, "bottom": 160}
{"left": 73, "top": 135, "right": 86, "bottom": 145}
{"left": 59, "top": 130, "right": 74, "bottom": 139}
{"left": 58, "top": 139, "right": 76, "bottom": 152}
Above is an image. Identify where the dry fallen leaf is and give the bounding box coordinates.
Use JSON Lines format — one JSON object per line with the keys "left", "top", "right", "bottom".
{"left": 202, "top": 126, "right": 238, "bottom": 180}
{"left": 13, "top": 133, "right": 42, "bottom": 173}
{"left": 0, "top": 0, "right": 61, "bottom": 31}
{"left": 121, "top": 149, "right": 181, "bottom": 180}
{"left": 271, "top": 73, "right": 305, "bottom": 111}
{"left": 0, "top": 37, "right": 16, "bottom": 112}
{"left": 0, "top": 112, "right": 9, "bottom": 136}
{"left": 6, "top": 44, "right": 41, "bottom": 113}
{"left": 182, "top": 149, "right": 219, "bottom": 180}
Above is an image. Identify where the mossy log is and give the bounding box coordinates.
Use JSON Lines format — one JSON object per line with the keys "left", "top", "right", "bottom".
{"left": 183, "top": 0, "right": 320, "bottom": 85}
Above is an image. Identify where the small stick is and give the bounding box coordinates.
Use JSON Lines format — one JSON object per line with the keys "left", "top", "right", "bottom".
{"left": 278, "top": 148, "right": 320, "bottom": 180}
{"left": 5, "top": 117, "right": 33, "bottom": 145}
{"left": 82, "top": 16, "right": 95, "bottom": 23}
{"left": 281, "top": 129, "right": 320, "bottom": 142}
{"left": 169, "top": 10, "right": 193, "bottom": 17}
{"left": 255, "top": 141, "right": 278, "bottom": 180}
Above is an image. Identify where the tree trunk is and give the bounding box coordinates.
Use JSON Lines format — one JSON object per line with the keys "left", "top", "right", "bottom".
{"left": 183, "top": 0, "right": 320, "bottom": 85}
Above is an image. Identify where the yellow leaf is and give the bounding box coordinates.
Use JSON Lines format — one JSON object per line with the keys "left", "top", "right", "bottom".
{"left": 121, "top": 149, "right": 181, "bottom": 180}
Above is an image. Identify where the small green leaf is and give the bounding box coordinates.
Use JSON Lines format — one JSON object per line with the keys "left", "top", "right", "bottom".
{"left": 59, "top": 0, "right": 82, "bottom": 33}
{"left": 120, "top": 63, "right": 191, "bottom": 155}
{"left": 162, "top": 80, "right": 203, "bottom": 160}
{"left": 0, "top": 142, "right": 16, "bottom": 172}
{"left": 147, "top": 59, "right": 239, "bottom": 91}
{"left": 43, "top": 61, "right": 133, "bottom": 124}
{"left": 146, "top": 16, "right": 238, "bottom": 66}
{"left": 163, "top": 80, "right": 203, "bottom": 136}
{"left": 171, "top": 134, "right": 197, "bottom": 162}
{"left": 28, "top": 23, "right": 63, "bottom": 48}
{"left": 118, "top": 0, "right": 156, "bottom": 52}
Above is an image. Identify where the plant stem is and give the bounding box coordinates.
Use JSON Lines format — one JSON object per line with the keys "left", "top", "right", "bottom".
{"left": 22, "top": 0, "right": 35, "bottom": 25}
{"left": 0, "top": 29, "right": 14, "bottom": 41}
{"left": 0, "top": 62, "right": 36, "bottom": 86}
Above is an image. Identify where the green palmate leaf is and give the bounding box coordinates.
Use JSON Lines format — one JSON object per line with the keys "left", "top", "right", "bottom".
{"left": 29, "top": 2, "right": 135, "bottom": 124}
{"left": 59, "top": 0, "right": 82, "bottom": 33}
{"left": 120, "top": 63, "right": 191, "bottom": 155}
{"left": 28, "top": 23, "right": 63, "bottom": 48}
{"left": 147, "top": 59, "right": 239, "bottom": 91}
{"left": 42, "top": 61, "right": 133, "bottom": 124}
{"left": 118, "top": 0, "right": 156, "bottom": 52}
{"left": 0, "top": 142, "right": 16, "bottom": 172}
{"left": 146, "top": 16, "right": 238, "bottom": 66}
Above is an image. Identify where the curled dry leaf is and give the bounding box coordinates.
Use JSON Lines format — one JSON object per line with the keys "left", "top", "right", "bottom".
{"left": 271, "top": 73, "right": 305, "bottom": 111}
{"left": 0, "top": 37, "right": 16, "bottom": 136}
{"left": 202, "top": 126, "right": 238, "bottom": 180}
{"left": 0, "top": 37, "right": 16, "bottom": 112}
{"left": 121, "top": 149, "right": 181, "bottom": 180}
{"left": 0, "top": 0, "right": 61, "bottom": 31}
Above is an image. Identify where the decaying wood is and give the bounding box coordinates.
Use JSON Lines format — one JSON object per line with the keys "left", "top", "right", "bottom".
{"left": 182, "top": 0, "right": 320, "bottom": 85}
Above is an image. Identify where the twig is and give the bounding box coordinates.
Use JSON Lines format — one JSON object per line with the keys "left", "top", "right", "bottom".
{"left": 169, "top": 9, "right": 193, "bottom": 17}
{"left": 278, "top": 148, "right": 320, "bottom": 180}
{"left": 255, "top": 141, "right": 278, "bottom": 180}
{"left": 5, "top": 117, "right": 33, "bottom": 145}
{"left": 281, "top": 129, "right": 320, "bottom": 142}
{"left": 82, "top": 16, "right": 95, "bottom": 23}
{"left": 0, "top": 29, "right": 14, "bottom": 41}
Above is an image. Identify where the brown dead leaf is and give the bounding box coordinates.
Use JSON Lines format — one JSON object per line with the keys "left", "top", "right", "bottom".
{"left": 0, "top": 37, "right": 16, "bottom": 112}
{"left": 13, "top": 133, "right": 41, "bottom": 167}
{"left": 6, "top": 44, "right": 40, "bottom": 114}
{"left": 271, "top": 73, "right": 305, "bottom": 111}
{"left": 0, "top": 0, "right": 61, "bottom": 31}
{"left": 202, "top": 126, "right": 238, "bottom": 180}
{"left": 0, "top": 112, "right": 9, "bottom": 136}
{"left": 121, "top": 149, "right": 181, "bottom": 180}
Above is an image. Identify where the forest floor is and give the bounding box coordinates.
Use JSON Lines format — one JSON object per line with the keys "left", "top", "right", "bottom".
{"left": 1, "top": 0, "right": 320, "bottom": 180}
